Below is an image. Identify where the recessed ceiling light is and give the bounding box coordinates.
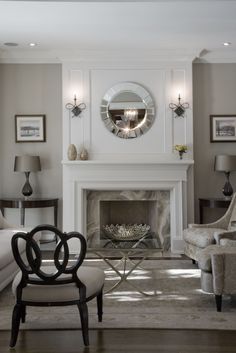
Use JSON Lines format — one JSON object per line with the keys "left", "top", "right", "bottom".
{"left": 223, "top": 42, "right": 231, "bottom": 46}
{"left": 4, "top": 42, "right": 18, "bottom": 47}
{"left": 29, "top": 43, "right": 37, "bottom": 47}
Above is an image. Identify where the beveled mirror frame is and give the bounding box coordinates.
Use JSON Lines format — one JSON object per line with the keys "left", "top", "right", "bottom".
{"left": 100, "top": 82, "right": 155, "bottom": 139}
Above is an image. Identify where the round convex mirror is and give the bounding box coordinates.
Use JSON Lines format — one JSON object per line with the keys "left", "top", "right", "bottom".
{"left": 101, "top": 82, "right": 155, "bottom": 139}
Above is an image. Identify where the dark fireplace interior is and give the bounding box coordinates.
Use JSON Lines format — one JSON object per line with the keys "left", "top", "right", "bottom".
{"left": 86, "top": 190, "right": 170, "bottom": 248}
{"left": 100, "top": 200, "right": 157, "bottom": 239}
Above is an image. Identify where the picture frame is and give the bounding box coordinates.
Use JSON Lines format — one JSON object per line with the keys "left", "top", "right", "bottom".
{"left": 15, "top": 115, "right": 46, "bottom": 142}
{"left": 210, "top": 115, "right": 236, "bottom": 142}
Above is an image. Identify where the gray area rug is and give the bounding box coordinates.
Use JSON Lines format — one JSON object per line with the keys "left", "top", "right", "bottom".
{"left": 0, "top": 259, "right": 236, "bottom": 330}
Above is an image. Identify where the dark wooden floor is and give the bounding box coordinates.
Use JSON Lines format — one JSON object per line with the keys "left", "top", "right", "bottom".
{"left": 0, "top": 329, "right": 236, "bottom": 353}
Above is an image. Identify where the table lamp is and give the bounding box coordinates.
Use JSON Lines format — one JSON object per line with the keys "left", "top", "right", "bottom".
{"left": 214, "top": 155, "right": 236, "bottom": 197}
{"left": 14, "top": 155, "right": 41, "bottom": 197}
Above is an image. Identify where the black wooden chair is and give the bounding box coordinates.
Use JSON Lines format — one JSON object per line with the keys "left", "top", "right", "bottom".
{"left": 10, "top": 224, "right": 105, "bottom": 348}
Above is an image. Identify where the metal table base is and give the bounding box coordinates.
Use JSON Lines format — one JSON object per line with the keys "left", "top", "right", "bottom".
{"left": 88, "top": 248, "right": 163, "bottom": 296}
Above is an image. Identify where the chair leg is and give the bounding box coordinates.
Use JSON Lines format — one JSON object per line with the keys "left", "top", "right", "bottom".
{"left": 97, "top": 290, "right": 103, "bottom": 322}
{"left": 78, "top": 303, "right": 89, "bottom": 346}
{"left": 21, "top": 305, "right": 26, "bottom": 323}
{"left": 215, "top": 294, "right": 222, "bottom": 312}
{"left": 9, "top": 304, "right": 22, "bottom": 348}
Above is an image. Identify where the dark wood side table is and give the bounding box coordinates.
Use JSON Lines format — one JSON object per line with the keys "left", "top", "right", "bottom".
{"left": 0, "top": 198, "right": 59, "bottom": 227}
{"left": 199, "top": 198, "right": 231, "bottom": 224}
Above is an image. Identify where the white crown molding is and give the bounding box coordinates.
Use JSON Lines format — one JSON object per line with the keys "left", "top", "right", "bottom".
{"left": 194, "top": 50, "right": 236, "bottom": 64}
{"left": 56, "top": 49, "right": 200, "bottom": 63}
{"left": 0, "top": 48, "right": 201, "bottom": 64}
{"left": 0, "top": 49, "right": 61, "bottom": 64}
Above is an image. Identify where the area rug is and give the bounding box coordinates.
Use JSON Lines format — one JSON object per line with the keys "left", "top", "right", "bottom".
{"left": 0, "top": 259, "right": 236, "bottom": 331}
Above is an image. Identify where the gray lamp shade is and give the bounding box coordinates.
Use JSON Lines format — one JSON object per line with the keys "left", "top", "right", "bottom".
{"left": 214, "top": 155, "right": 236, "bottom": 172}
{"left": 14, "top": 155, "right": 41, "bottom": 172}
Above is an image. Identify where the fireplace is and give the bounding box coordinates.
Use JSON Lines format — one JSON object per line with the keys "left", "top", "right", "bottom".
{"left": 87, "top": 190, "right": 170, "bottom": 249}
{"left": 62, "top": 159, "right": 193, "bottom": 253}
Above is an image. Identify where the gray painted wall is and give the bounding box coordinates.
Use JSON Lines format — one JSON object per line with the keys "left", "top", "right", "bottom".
{"left": 193, "top": 63, "right": 236, "bottom": 222}
{"left": 0, "top": 64, "right": 62, "bottom": 227}
{"left": 1, "top": 62, "right": 236, "bottom": 226}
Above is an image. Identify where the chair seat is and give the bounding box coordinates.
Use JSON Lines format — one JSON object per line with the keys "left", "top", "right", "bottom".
{"left": 12, "top": 266, "right": 105, "bottom": 303}
{"left": 183, "top": 227, "right": 224, "bottom": 248}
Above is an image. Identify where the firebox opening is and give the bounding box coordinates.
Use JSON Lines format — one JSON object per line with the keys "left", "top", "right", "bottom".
{"left": 86, "top": 190, "right": 170, "bottom": 249}
{"left": 100, "top": 200, "right": 157, "bottom": 239}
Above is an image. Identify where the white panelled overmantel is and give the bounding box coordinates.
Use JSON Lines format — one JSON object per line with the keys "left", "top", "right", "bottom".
{"left": 62, "top": 55, "right": 194, "bottom": 253}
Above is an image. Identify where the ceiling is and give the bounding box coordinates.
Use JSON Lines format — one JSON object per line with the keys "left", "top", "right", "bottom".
{"left": 0, "top": 0, "right": 236, "bottom": 62}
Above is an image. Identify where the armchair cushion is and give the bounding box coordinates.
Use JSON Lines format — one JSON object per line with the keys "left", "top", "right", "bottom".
{"left": 12, "top": 265, "right": 105, "bottom": 302}
{"left": 183, "top": 227, "right": 223, "bottom": 248}
{"left": 214, "top": 230, "right": 236, "bottom": 245}
{"left": 220, "top": 239, "right": 236, "bottom": 246}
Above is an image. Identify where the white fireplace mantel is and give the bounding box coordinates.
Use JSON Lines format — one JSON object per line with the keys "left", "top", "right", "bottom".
{"left": 62, "top": 159, "right": 194, "bottom": 253}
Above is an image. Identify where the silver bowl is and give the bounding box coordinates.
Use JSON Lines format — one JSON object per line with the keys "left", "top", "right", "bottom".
{"left": 103, "top": 224, "right": 150, "bottom": 241}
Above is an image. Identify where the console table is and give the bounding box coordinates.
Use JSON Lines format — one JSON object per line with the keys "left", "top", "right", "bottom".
{"left": 0, "top": 198, "right": 58, "bottom": 227}
{"left": 199, "top": 198, "right": 231, "bottom": 224}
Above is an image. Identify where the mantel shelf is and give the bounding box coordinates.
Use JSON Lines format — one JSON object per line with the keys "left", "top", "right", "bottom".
{"left": 62, "top": 159, "right": 194, "bottom": 166}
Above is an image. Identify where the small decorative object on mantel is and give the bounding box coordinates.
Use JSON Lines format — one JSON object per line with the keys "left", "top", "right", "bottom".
{"left": 79, "top": 147, "right": 89, "bottom": 160}
{"left": 67, "top": 144, "right": 77, "bottom": 160}
{"left": 65, "top": 95, "right": 86, "bottom": 118}
{"left": 169, "top": 95, "right": 189, "bottom": 118}
{"left": 174, "top": 144, "right": 188, "bottom": 160}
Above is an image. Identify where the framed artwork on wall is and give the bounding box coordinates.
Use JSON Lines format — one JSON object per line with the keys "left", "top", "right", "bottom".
{"left": 15, "top": 115, "right": 46, "bottom": 142}
{"left": 210, "top": 115, "right": 236, "bottom": 142}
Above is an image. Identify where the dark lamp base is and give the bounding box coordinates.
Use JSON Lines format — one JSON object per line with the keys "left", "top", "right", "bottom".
{"left": 222, "top": 179, "right": 233, "bottom": 198}
{"left": 22, "top": 172, "right": 33, "bottom": 197}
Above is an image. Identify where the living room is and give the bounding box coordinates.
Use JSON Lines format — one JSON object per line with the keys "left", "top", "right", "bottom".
{"left": 0, "top": 1, "right": 236, "bottom": 352}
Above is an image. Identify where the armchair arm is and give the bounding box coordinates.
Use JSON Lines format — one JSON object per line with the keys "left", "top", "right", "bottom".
{"left": 190, "top": 193, "right": 236, "bottom": 230}
{"left": 0, "top": 211, "right": 13, "bottom": 229}
{"left": 211, "top": 253, "right": 224, "bottom": 295}
{"left": 214, "top": 231, "right": 236, "bottom": 245}
{"left": 188, "top": 221, "right": 227, "bottom": 229}
{"left": 212, "top": 252, "right": 236, "bottom": 295}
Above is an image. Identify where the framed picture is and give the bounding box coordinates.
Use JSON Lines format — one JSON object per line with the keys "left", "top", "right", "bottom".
{"left": 15, "top": 115, "right": 46, "bottom": 142}
{"left": 210, "top": 115, "right": 236, "bottom": 142}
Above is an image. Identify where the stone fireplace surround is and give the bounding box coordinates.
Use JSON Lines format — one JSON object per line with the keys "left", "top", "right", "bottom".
{"left": 62, "top": 159, "right": 193, "bottom": 254}
{"left": 87, "top": 190, "right": 170, "bottom": 249}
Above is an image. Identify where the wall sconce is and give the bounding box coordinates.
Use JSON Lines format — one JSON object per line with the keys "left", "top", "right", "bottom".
{"left": 169, "top": 94, "right": 189, "bottom": 118}
{"left": 65, "top": 95, "right": 86, "bottom": 117}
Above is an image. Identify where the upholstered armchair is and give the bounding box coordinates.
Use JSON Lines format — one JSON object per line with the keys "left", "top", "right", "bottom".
{"left": 183, "top": 193, "right": 236, "bottom": 262}
{"left": 198, "top": 234, "right": 236, "bottom": 311}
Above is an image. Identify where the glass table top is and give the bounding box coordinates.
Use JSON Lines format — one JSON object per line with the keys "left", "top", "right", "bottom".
{"left": 87, "top": 232, "right": 163, "bottom": 257}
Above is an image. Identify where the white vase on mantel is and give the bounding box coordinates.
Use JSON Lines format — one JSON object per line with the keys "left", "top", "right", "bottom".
{"left": 67, "top": 144, "right": 77, "bottom": 160}
{"left": 79, "top": 147, "right": 89, "bottom": 160}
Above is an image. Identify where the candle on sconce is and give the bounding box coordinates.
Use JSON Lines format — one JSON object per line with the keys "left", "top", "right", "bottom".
{"left": 169, "top": 92, "right": 189, "bottom": 118}
{"left": 65, "top": 93, "right": 86, "bottom": 117}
